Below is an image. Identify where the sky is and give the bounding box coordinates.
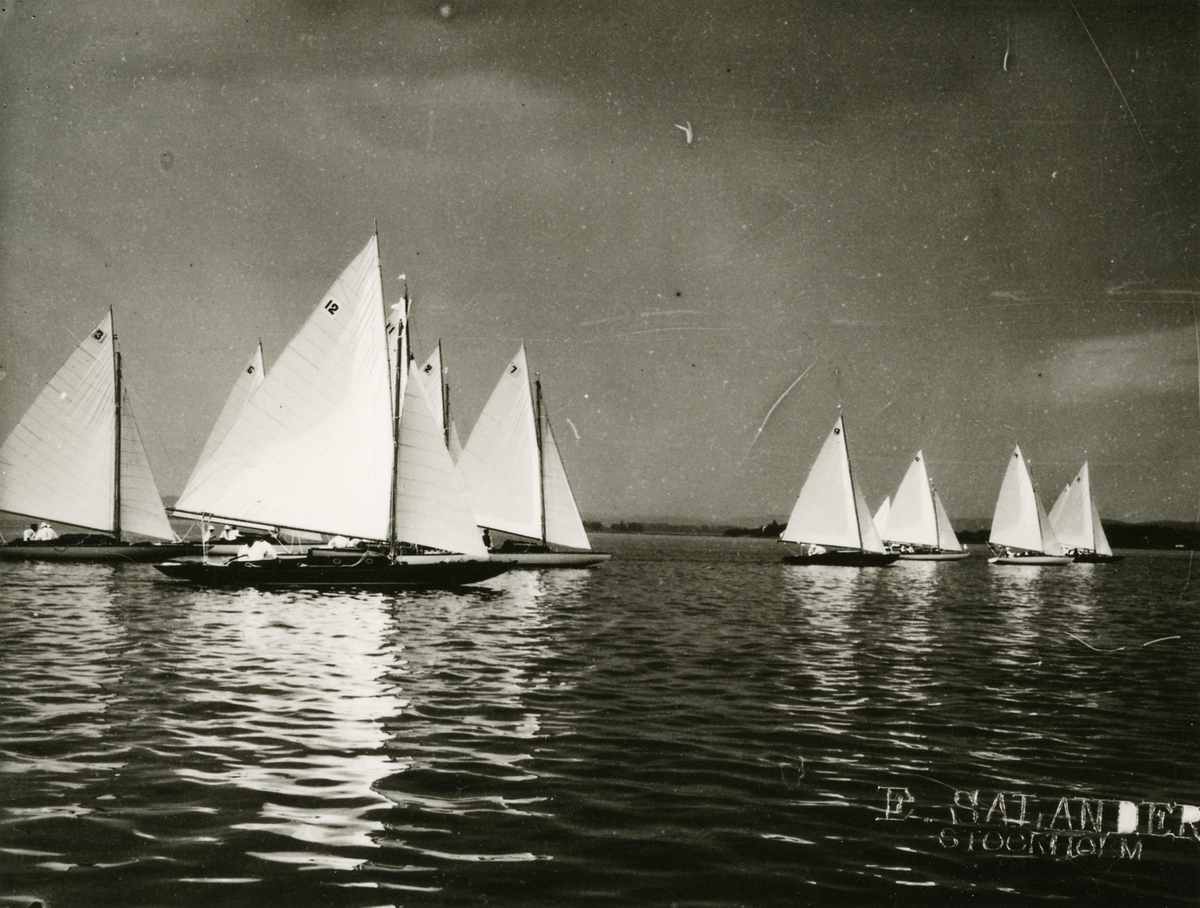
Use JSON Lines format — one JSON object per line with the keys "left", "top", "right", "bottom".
{"left": 1, "top": 0, "right": 1197, "bottom": 525}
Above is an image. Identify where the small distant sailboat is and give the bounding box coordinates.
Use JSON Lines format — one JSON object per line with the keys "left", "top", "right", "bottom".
{"left": 987, "top": 444, "right": 1072, "bottom": 565}
{"left": 1048, "top": 462, "right": 1123, "bottom": 563}
{"left": 457, "top": 345, "right": 611, "bottom": 568}
{"left": 779, "top": 416, "right": 898, "bottom": 566}
{"left": 0, "top": 311, "right": 189, "bottom": 561}
{"left": 880, "top": 451, "right": 968, "bottom": 561}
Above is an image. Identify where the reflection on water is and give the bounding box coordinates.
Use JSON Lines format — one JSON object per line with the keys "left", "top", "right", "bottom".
{"left": 1, "top": 542, "right": 1197, "bottom": 907}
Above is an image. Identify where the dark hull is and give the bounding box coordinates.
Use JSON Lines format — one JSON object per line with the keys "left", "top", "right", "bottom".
{"left": 491, "top": 551, "right": 612, "bottom": 569}
{"left": 1072, "top": 552, "right": 1125, "bottom": 563}
{"left": 0, "top": 539, "right": 193, "bottom": 563}
{"left": 154, "top": 555, "right": 509, "bottom": 589}
{"left": 783, "top": 551, "right": 900, "bottom": 567}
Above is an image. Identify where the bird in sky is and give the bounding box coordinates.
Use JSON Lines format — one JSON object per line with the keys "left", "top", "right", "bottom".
{"left": 675, "top": 121, "right": 693, "bottom": 144}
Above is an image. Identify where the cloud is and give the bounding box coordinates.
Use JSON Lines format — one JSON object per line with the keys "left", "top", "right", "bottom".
{"left": 1044, "top": 326, "right": 1198, "bottom": 403}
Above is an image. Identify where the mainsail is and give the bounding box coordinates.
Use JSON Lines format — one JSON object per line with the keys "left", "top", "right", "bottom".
{"left": 885, "top": 451, "right": 963, "bottom": 552}
{"left": 393, "top": 359, "right": 488, "bottom": 556}
{"left": 0, "top": 311, "right": 174, "bottom": 539}
{"left": 457, "top": 344, "right": 593, "bottom": 550}
{"left": 179, "top": 342, "right": 265, "bottom": 503}
{"left": 989, "top": 445, "right": 1064, "bottom": 555}
{"left": 781, "top": 416, "right": 886, "bottom": 553}
{"left": 173, "top": 237, "right": 394, "bottom": 539}
{"left": 458, "top": 346, "right": 545, "bottom": 541}
{"left": 1049, "top": 462, "right": 1113, "bottom": 556}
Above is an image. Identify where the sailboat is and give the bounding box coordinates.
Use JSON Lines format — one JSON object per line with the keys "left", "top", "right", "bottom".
{"left": 457, "top": 345, "right": 611, "bottom": 568}
{"left": 779, "top": 415, "right": 898, "bottom": 566}
{"left": 0, "top": 311, "right": 190, "bottom": 561}
{"left": 1048, "top": 462, "right": 1123, "bottom": 563}
{"left": 987, "top": 444, "right": 1072, "bottom": 565}
{"left": 880, "top": 451, "right": 968, "bottom": 560}
{"left": 156, "top": 235, "right": 509, "bottom": 589}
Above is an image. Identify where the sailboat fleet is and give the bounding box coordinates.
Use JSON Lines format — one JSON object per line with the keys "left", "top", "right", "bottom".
{"left": 0, "top": 237, "right": 1130, "bottom": 577}
{"left": 781, "top": 416, "right": 1120, "bottom": 568}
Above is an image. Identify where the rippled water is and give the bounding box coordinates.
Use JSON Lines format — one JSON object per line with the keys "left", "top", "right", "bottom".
{"left": 2, "top": 535, "right": 1197, "bottom": 906}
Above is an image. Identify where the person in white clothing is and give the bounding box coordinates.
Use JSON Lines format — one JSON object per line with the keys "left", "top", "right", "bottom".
{"left": 34, "top": 522, "right": 58, "bottom": 541}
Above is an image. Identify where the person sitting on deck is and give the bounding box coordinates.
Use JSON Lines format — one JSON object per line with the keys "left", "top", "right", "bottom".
{"left": 33, "top": 522, "right": 58, "bottom": 541}
{"left": 23, "top": 523, "right": 37, "bottom": 541}
{"left": 233, "top": 539, "right": 277, "bottom": 561}
{"left": 219, "top": 525, "right": 240, "bottom": 541}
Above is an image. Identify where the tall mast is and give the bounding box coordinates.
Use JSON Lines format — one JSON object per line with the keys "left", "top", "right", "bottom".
{"left": 378, "top": 223, "right": 401, "bottom": 560}
{"left": 440, "top": 342, "right": 451, "bottom": 447}
{"left": 111, "top": 308, "right": 122, "bottom": 541}
{"left": 535, "top": 371, "right": 547, "bottom": 545}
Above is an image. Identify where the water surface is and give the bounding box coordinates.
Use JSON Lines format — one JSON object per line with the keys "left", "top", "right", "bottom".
{"left": 2, "top": 535, "right": 1197, "bottom": 905}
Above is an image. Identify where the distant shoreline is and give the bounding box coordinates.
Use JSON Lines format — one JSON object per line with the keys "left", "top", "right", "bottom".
{"left": 585, "top": 520, "right": 1200, "bottom": 551}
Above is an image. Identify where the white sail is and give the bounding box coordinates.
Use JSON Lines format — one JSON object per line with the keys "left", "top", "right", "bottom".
{"left": 458, "top": 346, "right": 542, "bottom": 539}
{"left": 393, "top": 360, "right": 488, "bottom": 556}
{"left": 0, "top": 313, "right": 117, "bottom": 532}
{"left": 0, "top": 312, "right": 174, "bottom": 539}
{"left": 179, "top": 342, "right": 265, "bottom": 502}
{"left": 417, "top": 344, "right": 446, "bottom": 441}
{"left": 1050, "top": 462, "right": 1113, "bottom": 556}
{"left": 541, "top": 410, "right": 592, "bottom": 550}
{"left": 989, "top": 445, "right": 1062, "bottom": 555}
{"left": 447, "top": 419, "right": 463, "bottom": 463}
{"left": 1091, "top": 499, "right": 1114, "bottom": 557}
{"left": 873, "top": 497, "right": 891, "bottom": 537}
{"left": 854, "top": 479, "right": 887, "bottom": 553}
{"left": 118, "top": 384, "right": 176, "bottom": 540}
{"left": 174, "top": 237, "right": 393, "bottom": 539}
{"left": 782, "top": 416, "right": 884, "bottom": 552}
{"left": 885, "top": 451, "right": 940, "bottom": 548}
{"left": 932, "top": 489, "right": 964, "bottom": 552}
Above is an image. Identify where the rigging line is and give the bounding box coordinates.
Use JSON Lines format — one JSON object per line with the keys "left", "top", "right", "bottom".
{"left": 1068, "top": 0, "right": 1185, "bottom": 280}
{"left": 744, "top": 360, "right": 817, "bottom": 461}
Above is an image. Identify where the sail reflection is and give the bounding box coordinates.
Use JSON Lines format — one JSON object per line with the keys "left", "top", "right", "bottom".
{"left": 374, "top": 578, "right": 564, "bottom": 867}
{"left": 167, "top": 590, "right": 398, "bottom": 868}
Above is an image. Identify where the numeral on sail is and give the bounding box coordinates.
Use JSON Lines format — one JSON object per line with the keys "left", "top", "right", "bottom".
{"left": 324, "top": 300, "right": 339, "bottom": 315}
{"left": 93, "top": 329, "right": 105, "bottom": 342}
